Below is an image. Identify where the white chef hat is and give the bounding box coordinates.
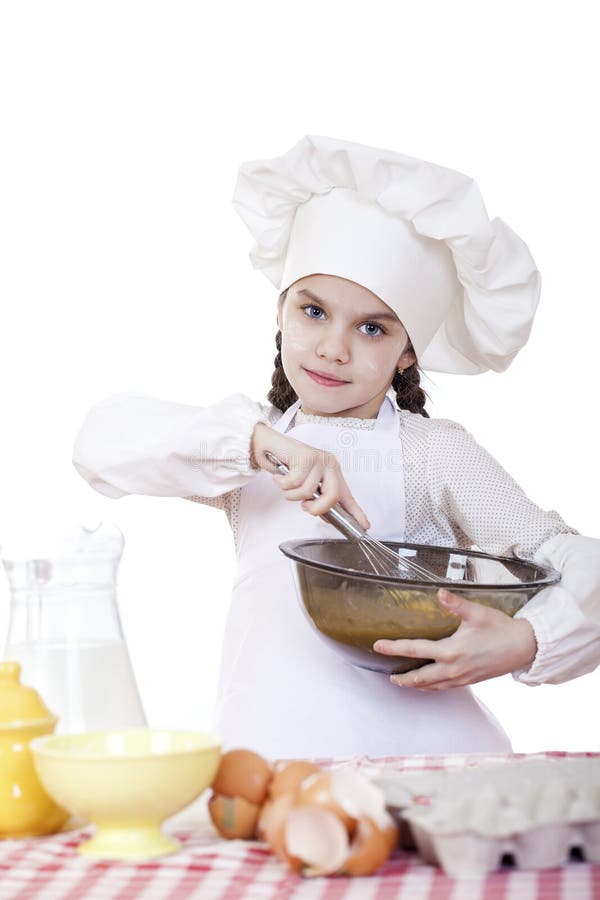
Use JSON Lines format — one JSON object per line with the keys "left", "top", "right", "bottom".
{"left": 232, "top": 134, "right": 541, "bottom": 374}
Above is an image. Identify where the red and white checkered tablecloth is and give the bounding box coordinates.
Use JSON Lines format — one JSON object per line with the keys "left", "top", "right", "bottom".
{"left": 2, "top": 752, "right": 600, "bottom": 900}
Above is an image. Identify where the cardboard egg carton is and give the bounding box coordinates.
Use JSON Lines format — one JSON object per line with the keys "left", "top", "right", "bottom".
{"left": 371, "top": 757, "right": 600, "bottom": 877}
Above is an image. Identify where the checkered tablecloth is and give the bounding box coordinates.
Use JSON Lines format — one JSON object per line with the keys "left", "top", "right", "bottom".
{"left": 2, "top": 752, "right": 600, "bottom": 900}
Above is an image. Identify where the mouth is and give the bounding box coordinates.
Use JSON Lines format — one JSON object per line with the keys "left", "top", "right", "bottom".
{"left": 303, "top": 368, "right": 350, "bottom": 387}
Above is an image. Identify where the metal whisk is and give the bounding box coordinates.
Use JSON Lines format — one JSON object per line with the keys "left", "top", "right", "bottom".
{"left": 264, "top": 451, "right": 437, "bottom": 582}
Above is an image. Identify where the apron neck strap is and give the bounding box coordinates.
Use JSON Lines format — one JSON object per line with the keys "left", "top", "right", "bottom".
{"left": 274, "top": 393, "right": 398, "bottom": 435}
{"left": 274, "top": 398, "right": 302, "bottom": 434}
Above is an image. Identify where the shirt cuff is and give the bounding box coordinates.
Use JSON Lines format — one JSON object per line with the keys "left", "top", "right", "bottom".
{"left": 511, "top": 532, "right": 600, "bottom": 685}
{"left": 226, "top": 394, "right": 270, "bottom": 475}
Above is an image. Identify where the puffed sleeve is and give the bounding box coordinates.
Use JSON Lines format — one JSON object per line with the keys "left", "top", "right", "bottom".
{"left": 72, "top": 391, "right": 271, "bottom": 502}
{"left": 429, "top": 419, "right": 600, "bottom": 684}
{"left": 511, "top": 533, "right": 600, "bottom": 685}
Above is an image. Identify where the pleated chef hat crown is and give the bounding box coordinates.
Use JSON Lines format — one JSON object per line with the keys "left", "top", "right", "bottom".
{"left": 232, "top": 135, "right": 542, "bottom": 374}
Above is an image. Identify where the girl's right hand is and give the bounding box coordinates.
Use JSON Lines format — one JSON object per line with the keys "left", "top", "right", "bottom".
{"left": 250, "top": 422, "right": 371, "bottom": 530}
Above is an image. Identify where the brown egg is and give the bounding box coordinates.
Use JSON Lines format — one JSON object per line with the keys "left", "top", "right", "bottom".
{"left": 212, "top": 748, "right": 273, "bottom": 805}
{"left": 295, "top": 772, "right": 356, "bottom": 832}
{"left": 208, "top": 791, "right": 261, "bottom": 840}
{"left": 269, "top": 761, "right": 321, "bottom": 800}
{"left": 343, "top": 814, "right": 397, "bottom": 876}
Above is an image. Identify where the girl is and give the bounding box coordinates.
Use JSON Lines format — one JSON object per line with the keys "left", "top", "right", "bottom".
{"left": 72, "top": 135, "right": 600, "bottom": 758}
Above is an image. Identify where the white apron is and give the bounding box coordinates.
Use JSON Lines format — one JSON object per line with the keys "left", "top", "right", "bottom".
{"left": 213, "top": 394, "right": 511, "bottom": 758}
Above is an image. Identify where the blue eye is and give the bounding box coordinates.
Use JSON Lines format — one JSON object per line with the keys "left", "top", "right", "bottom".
{"left": 359, "top": 322, "right": 384, "bottom": 337}
{"left": 301, "top": 305, "right": 386, "bottom": 337}
{"left": 304, "top": 305, "right": 324, "bottom": 319}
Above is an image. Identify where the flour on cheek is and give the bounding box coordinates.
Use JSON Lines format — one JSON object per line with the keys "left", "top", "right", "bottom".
{"left": 281, "top": 323, "right": 311, "bottom": 354}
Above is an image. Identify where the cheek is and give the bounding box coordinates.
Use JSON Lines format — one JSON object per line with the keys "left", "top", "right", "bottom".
{"left": 357, "top": 351, "right": 395, "bottom": 379}
{"left": 362, "top": 359, "right": 379, "bottom": 375}
{"left": 281, "top": 322, "right": 311, "bottom": 355}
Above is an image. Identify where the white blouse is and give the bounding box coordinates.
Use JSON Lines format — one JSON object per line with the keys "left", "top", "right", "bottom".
{"left": 72, "top": 391, "right": 600, "bottom": 687}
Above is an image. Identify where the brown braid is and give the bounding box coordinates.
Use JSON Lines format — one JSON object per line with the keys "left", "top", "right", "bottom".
{"left": 268, "top": 328, "right": 299, "bottom": 411}
{"left": 390, "top": 362, "right": 430, "bottom": 417}
{"left": 267, "top": 289, "right": 430, "bottom": 417}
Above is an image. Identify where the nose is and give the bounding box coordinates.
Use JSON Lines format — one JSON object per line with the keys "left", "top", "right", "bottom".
{"left": 316, "top": 326, "right": 350, "bottom": 364}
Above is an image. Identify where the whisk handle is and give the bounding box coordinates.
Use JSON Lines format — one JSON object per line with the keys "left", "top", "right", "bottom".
{"left": 320, "top": 505, "right": 366, "bottom": 541}
{"left": 263, "top": 450, "right": 366, "bottom": 542}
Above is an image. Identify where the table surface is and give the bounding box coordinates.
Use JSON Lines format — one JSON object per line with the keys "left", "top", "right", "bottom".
{"left": 2, "top": 752, "right": 600, "bottom": 900}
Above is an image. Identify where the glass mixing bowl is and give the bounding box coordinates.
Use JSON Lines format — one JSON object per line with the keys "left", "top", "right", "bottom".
{"left": 279, "top": 540, "right": 560, "bottom": 675}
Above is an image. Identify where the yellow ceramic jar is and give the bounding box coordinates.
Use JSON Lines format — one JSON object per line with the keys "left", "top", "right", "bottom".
{"left": 0, "top": 660, "right": 68, "bottom": 838}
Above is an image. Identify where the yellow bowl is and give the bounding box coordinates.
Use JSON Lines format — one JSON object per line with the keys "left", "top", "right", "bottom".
{"left": 30, "top": 729, "right": 221, "bottom": 859}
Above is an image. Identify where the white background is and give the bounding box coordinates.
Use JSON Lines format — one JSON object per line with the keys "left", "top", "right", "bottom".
{"left": 0, "top": 1, "right": 598, "bottom": 753}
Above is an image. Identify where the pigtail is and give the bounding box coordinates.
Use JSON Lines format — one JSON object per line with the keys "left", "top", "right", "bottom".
{"left": 268, "top": 327, "right": 298, "bottom": 411}
{"left": 391, "top": 358, "right": 430, "bottom": 418}
{"left": 267, "top": 288, "right": 430, "bottom": 417}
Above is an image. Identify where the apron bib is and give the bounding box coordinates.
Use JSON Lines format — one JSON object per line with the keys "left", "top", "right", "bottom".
{"left": 213, "top": 394, "right": 511, "bottom": 758}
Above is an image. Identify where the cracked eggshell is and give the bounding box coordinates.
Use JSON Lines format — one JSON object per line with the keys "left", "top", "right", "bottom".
{"left": 281, "top": 807, "right": 397, "bottom": 878}
{"left": 273, "top": 768, "right": 397, "bottom": 877}
{"left": 295, "top": 767, "right": 389, "bottom": 835}
{"left": 285, "top": 806, "right": 350, "bottom": 877}
{"left": 268, "top": 760, "right": 322, "bottom": 800}
{"left": 261, "top": 791, "right": 299, "bottom": 862}
{"left": 344, "top": 813, "right": 399, "bottom": 876}
{"left": 295, "top": 771, "right": 356, "bottom": 832}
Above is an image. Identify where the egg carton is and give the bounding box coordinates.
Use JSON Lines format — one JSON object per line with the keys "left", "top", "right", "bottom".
{"left": 370, "top": 757, "right": 600, "bottom": 877}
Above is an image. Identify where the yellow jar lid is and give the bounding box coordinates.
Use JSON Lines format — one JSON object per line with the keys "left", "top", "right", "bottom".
{"left": 0, "top": 661, "right": 56, "bottom": 726}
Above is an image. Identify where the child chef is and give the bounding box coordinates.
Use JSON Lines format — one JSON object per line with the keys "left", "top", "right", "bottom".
{"left": 72, "top": 135, "right": 600, "bottom": 758}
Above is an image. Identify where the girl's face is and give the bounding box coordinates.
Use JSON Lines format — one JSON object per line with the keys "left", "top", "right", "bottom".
{"left": 277, "top": 273, "right": 416, "bottom": 419}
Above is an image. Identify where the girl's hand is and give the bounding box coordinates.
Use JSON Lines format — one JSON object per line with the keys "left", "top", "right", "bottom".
{"left": 373, "top": 588, "right": 537, "bottom": 689}
{"left": 251, "top": 422, "right": 371, "bottom": 530}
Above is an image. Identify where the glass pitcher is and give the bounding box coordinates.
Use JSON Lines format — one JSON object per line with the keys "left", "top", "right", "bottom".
{"left": 0, "top": 521, "right": 146, "bottom": 734}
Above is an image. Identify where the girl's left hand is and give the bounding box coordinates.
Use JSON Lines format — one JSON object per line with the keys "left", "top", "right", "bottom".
{"left": 373, "top": 588, "right": 537, "bottom": 690}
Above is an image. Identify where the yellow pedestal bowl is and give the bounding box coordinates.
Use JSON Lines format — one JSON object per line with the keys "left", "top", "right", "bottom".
{"left": 30, "top": 729, "right": 221, "bottom": 860}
